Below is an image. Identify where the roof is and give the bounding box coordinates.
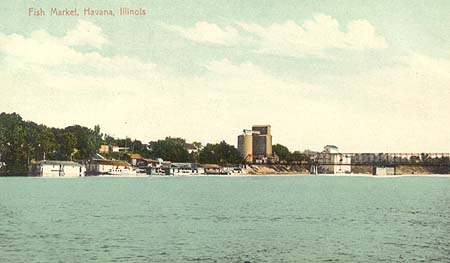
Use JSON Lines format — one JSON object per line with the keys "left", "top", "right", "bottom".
{"left": 143, "top": 158, "right": 159, "bottom": 163}
{"left": 90, "top": 159, "right": 130, "bottom": 167}
{"left": 129, "top": 153, "right": 143, "bottom": 159}
{"left": 201, "top": 164, "right": 221, "bottom": 169}
{"left": 324, "top": 145, "right": 338, "bottom": 148}
{"left": 323, "top": 145, "right": 339, "bottom": 154}
{"left": 185, "top": 143, "right": 197, "bottom": 150}
{"left": 31, "top": 160, "right": 83, "bottom": 166}
{"left": 172, "top": 162, "right": 194, "bottom": 168}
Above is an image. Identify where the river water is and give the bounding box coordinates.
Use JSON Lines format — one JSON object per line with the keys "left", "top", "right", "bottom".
{"left": 0, "top": 176, "right": 449, "bottom": 262}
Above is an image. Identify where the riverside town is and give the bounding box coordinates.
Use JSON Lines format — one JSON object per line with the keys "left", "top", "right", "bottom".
{"left": 0, "top": 112, "right": 449, "bottom": 177}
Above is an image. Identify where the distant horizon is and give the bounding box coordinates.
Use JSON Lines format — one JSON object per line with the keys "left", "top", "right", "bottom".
{"left": 1, "top": 1, "right": 449, "bottom": 153}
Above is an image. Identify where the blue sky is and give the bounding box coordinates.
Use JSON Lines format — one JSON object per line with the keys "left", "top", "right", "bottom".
{"left": 0, "top": 1, "right": 449, "bottom": 152}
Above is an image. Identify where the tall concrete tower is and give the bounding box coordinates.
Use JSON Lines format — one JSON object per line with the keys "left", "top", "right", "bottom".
{"left": 252, "top": 125, "right": 272, "bottom": 158}
{"left": 237, "top": 133, "right": 253, "bottom": 163}
{"left": 237, "top": 125, "right": 273, "bottom": 163}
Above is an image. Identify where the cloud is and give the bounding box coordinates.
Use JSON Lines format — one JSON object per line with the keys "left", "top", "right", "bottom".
{"left": 0, "top": 30, "right": 83, "bottom": 66}
{"left": 0, "top": 22, "right": 155, "bottom": 72}
{"left": 165, "top": 21, "right": 239, "bottom": 45}
{"left": 315, "top": 52, "right": 450, "bottom": 151}
{"left": 238, "top": 14, "right": 387, "bottom": 57}
{"left": 197, "top": 55, "right": 450, "bottom": 152}
{"left": 0, "top": 20, "right": 165, "bottom": 138}
{"left": 0, "top": 21, "right": 448, "bottom": 152}
{"left": 165, "top": 14, "right": 387, "bottom": 58}
{"left": 0, "top": 20, "right": 322, "bottom": 147}
{"left": 0, "top": 20, "right": 113, "bottom": 67}
{"left": 63, "top": 20, "right": 108, "bottom": 48}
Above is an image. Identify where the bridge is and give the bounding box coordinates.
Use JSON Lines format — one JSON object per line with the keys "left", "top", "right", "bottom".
{"left": 313, "top": 152, "right": 450, "bottom": 166}
{"left": 309, "top": 152, "right": 450, "bottom": 174}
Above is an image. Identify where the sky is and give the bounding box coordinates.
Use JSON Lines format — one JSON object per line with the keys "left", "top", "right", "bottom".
{"left": 0, "top": 0, "right": 449, "bottom": 152}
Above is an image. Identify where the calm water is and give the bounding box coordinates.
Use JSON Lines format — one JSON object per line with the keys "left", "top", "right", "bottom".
{"left": 0, "top": 176, "right": 449, "bottom": 263}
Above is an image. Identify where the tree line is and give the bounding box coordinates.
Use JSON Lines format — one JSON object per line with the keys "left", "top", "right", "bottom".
{"left": 272, "top": 144, "right": 312, "bottom": 164}
{"left": 0, "top": 113, "right": 242, "bottom": 175}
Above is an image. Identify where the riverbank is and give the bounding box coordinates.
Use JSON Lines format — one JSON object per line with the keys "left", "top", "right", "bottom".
{"left": 2, "top": 165, "right": 449, "bottom": 177}
{"left": 243, "top": 164, "right": 450, "bottom": 176}
{"left": 243, "top": 164, "right": 310, "bottom": 175}
{"left": 230, "top": 173, "right": 450, "bottom": 178}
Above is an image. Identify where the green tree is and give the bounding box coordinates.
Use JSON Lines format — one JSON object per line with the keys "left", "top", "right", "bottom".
{"left": 288, "top": 151, "right": 311, "bottom": 164}
{"left": 0, "top": 113, "right": 105, "bottom": 175}
{"left": 189, "top": 141, "right": 203, "bottom": 163}
{"left": 130, "top": 139, "right": 150, "bottom": 157}
{"left": 198, "top": 141, "right": 242, "bottom": 165}
{"left": 53, "top": 129, "right": 77, "bottom": 160}
{"left": 147, "top": 137, "right": 190, "bottom": 162}
{"left": 65, "top": 125, "right": 102, "bottom": 160}
{"left": 272, "top": 144, "right": 290, "bottom": 162}
{"left": 35, "top": 125, "right": 57, "bottom": 160}
{"left": 102, "top": 134, "right": 116, "bottom": 145}
{"left": 0, "top": 113, "right": 31, "bottom": 174}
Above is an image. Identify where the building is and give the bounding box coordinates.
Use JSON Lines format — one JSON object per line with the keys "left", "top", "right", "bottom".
{"left": 238, "top": 125, "right": 273, "bottom": 163}
{"left": 171, "top": 162, "right": 202, "bottom": 175}
{"left": 202, "top": 164, "right": 227, "bottom": 175}
{"left": 29, "top": 160, "right": 85, "bottom": 177}
{"left": 129, "top": 153, "right": 143, "bottom": 166}
{"left": 86, "top": 159, "right": 135, "bottom": 175}
{"left": 99, "top": 145, "right": 110, "bottom": 153}
{"left": 324, "top": 145, "right": 339, "bottom": 154}
{"left": 185, "top": 143, "right": 200, "bottom": 154}
{"left": 111, "top": 146, "right": 129, "bottom": 153}
{"left": 252, "top": 125, "right": 272, "bottom": 158}
{"left": 313, "top": 145, "right": 352, "bottom": 174}
{"left": 237, "top": 132, "right": 253, "bottom": 162}
{"left": 98, "top": 145, "right": 130, "bottom": 153}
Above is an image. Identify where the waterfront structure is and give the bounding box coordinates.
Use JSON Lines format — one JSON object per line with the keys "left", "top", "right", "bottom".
{"left": 131, "top": 158, "right": 172, "bottom": 175}
{"left": 171, "top": 162, "right": 202, "bottom": 175}
{"left": 29, "top": 160, "right": 85, "bottom": 177}
{"left": 129, "top": 153, "right": 143, "bottom": 166}
{"left": 86, "top": 159, "right": 135, "bottom": 175}
{"left": 324, "top": 145, "right": 339, "bottom": 153}
{"left": 223, "top": 166, "right": 243, "bottom": 175}
{"left": 238, "top": 132, "right": 253, "bottom": 162}
{"left": 202, "top": 164, "right": 227, "bottom": 175}
{"left": 313, "top": 145, "right": 352, "bottom": 174}
{"left": 238, "top": 125, "right": 273, "bottom": 163}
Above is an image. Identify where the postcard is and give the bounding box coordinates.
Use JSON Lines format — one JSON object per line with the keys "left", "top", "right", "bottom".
{"left": 0, "top": 1, "right": 449, "bottom": 262}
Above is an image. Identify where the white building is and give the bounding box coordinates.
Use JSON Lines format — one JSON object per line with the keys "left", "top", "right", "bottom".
{"left": 315, "top": 145, "right": 352, "bottom": 174}
{"left": 111, "top": 146, "right": 130, "bottom": 153}
{"left": 86, "top": 159, "right": 135, "bottom": 175}
{"left": 29, "top": 161, "right": 85, "bottom": 177}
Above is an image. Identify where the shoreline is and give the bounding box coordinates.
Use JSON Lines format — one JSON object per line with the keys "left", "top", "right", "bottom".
{"left": 2, "top": 173, "right": 450, "bottom": 178}
{"left": 216, "top": 173, "right": 450, "bottom": 178}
